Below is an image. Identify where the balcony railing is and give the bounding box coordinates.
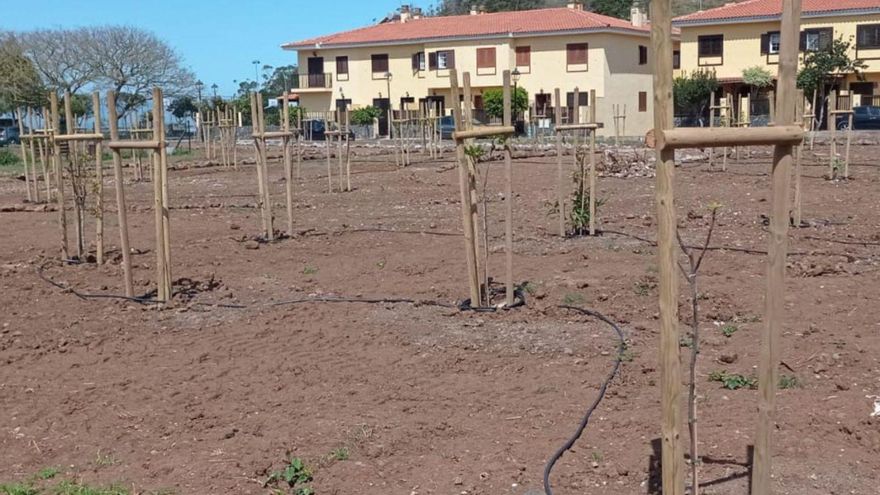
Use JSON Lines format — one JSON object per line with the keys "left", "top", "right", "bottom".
{"left": 294, "top": 73, "right": 332, "bottom": 90}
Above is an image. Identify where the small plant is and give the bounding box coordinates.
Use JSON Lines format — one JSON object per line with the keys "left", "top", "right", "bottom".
{"left": 36, "top": 467, "right": 59, "bottom": 481}
{"left": 709, "top": 370, "right": 757, "bottom": 390}
{"left": 568, "top": 187, "right": 605, "bottom": 236}
{"left": 94, "top": 451, "right": 117, "bottom": 467}
{"left": 463, "top": 144, "right": 485, "bottom": 162}
{"left": 264, "top": 457, "right": 314, "bottom": 495}
{"left": 330, "top": 446, "right": 350, "bottom": 461}
{"left": 52, "top": 481, "right": 130, "bottom": 495}
{"left": 376, "top": 260, "right": 386, "bottom": 270}
{"left": 170, "top": 148, "right": 192, "bottom": 157}
{"left": 562, "top": 293, "right": 584, "bottom": 306}
{"left": 720, "top": 324, "right": 738, "bottom": 338}
{"left": 590, "top": 450, "right": 604, "bottom": 463}
{"left": 302, "top": 266, "right": 318, "bottom": 275}
{"left": 520, "top": 281, "right": 538, "bottom": 296}
{"left": 634, "top": 280, "right": 652, "bottom": 297}
{"left": 0, "top": 483, "right": 38, "bottom": 495}
{"left": 778, "top": 375, "right": 800, "bottom": 389}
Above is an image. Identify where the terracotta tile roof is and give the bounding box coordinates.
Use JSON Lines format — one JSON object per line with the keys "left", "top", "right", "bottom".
{"left": 283, "top": 8, "right": 656, "bottom": 49}
{"left": 674, "top": 0, "right": 880, "bottom": 24}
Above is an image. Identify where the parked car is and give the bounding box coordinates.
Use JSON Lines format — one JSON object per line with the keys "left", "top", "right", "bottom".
{"left": 836, "top": 105, "right": 880, "bottom": 130}
{"left": 0, "top": 126, "right": 21, "bottom": 146}
{"left": 303, "top": 119, "right": 356, "bottom": 141}
{"left": 439, "top": 116, "right": 490, "bottom": 140}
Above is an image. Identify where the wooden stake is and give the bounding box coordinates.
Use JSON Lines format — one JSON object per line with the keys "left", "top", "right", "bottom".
{"left": 15, "top": 108, "right": 33, "bottom": 202}
{"left": 63, "top": 90, "right": 86, "bottom": 259}
{"left": 50, "top": 92, "right": 70, "bottom": 260}
{"left": 650, "top": 0, "right": 685, "bottom": 492}
{"left": 502, "top": 70, "right": 514, "bottom": 307}
{"left": 325, "top": 127, "right": 332, "bottom": 193}
{"left": 589, "top": 89, "right": 597, "bottom": 237}
{"left": 844, "top": 112, "right": 853, "bottom": 179}
{"left": 462, "top": 72, "right": 486, "bottom": 305}
{"left": 282, "top": 93, "right": 294, "bottom": 235}
{"left": 256, "top": 92, "right": 274, "bottom": 241}
{"left": 752, "top": 1, "right": 800, "bottom": 494}
{"left": 26, "top": 109, "right": 41, "bottom": 202}
{"left": 345, "top": 110, "right": 352, "bottom": 192}
{"left": 554, "top": 88, "right": 565, "bottom": 237}
{"left": 829, "top": 90, "right": 838, "bottom": 179}
{"left": 450, "top": 69, "right": 481, "bottom": 306}
{"left": 93, "top": 92, "right": 104, "bottom": 265}
{"left": 708, "top": 91, "right": 716, "bottom": 168}
{"left": 152, "top": 87, "right": 172, "bottom": 302}
{"left": 107, "top": 91, "right": 134, "bottom": 297}
{"left": 794, "top": 89, "right": 805, "bottom": 228}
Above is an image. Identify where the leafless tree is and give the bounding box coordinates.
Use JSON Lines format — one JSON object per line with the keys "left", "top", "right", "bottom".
{"left": 81, "top": 26, "right": 196, "bottom": 117}
{"left": 17, "top": 28, "right": 94, "bottom": 95}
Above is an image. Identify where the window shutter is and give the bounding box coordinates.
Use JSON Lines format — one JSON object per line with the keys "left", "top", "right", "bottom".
{"left": 819, "top": 28, "right": 833, "bottom": 50}
{"left": 799, "top": 31, "right": 806, "bottom": 51}
{"left": 516, "top": 46, "right": 530, "bottom": 66}
{"left": 760, "top": 33, "right": 769, "bottom": 54}
{"left": 639, "top": 92, "right": 647, "bottom": 112}
{"left": 428, "top": 52, "right": 437, "bottom": 70}
{"left": 412, "top": 53, "right": 420, "bottom": 70}
{"left": 447, "top": 50, "right": 455, "bottom": 69}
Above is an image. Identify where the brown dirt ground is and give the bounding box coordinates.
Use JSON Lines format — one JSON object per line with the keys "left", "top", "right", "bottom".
{"left": 0, "top": 141, "right": 878, "bottom": 495}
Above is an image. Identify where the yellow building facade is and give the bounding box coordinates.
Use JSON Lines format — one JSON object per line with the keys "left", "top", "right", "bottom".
{"left": 674, "top": 0, "right": 880, "bottom": 103}
{"left": 282, "top": 6, "right": 673, "bottom": 137}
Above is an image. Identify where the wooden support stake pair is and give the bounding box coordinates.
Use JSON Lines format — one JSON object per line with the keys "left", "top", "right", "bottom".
{"left": 612, "top": 103, "right": 626, "bottom": 147}
{"left": 106, "top": 88, "right": 171, "bottom": 301}
{"left": 249, "top": 92, "right": 275, "bottom": 241}
{"left": 650, "top": 1, "right": 802, "bottom": 495}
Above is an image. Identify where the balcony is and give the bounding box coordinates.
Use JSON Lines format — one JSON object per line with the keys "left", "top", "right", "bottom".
{"left": 293, "top": 73, "right": 332, "bottom": 92}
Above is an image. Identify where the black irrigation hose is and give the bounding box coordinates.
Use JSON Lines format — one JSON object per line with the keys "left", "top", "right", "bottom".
{"left": 543, "top": 305, "right": 625, "bottom": 495}
{"left": 35, "top": 260, "right": 525, "bottom": 313}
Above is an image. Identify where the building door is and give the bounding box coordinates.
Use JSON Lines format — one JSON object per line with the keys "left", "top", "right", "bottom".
{"left": 307, "top": 57, "right": 325, "bottom": 88}
{"left": 535, "top": 93, "right": 552, "bottom": 117}
{"left": 850, "top": 82, "right": 874, "bottom": 106}
{"left": 373, "top": 97, "right": 390, "bottom": 137}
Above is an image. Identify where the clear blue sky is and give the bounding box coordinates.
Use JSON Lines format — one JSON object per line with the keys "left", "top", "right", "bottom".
{"left": 4, "top": 0, "right": 418, "bottom": 97}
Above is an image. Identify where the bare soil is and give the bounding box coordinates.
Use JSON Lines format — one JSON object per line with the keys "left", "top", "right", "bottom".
{"left": 0, "top": 141, "right": 878, "bottom": 495}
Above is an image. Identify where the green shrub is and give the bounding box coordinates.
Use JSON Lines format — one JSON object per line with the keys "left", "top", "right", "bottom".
{"left": 350, "top": 106, "right": 381, "bottom": 125}
{"left": 0, "top": 149, "right": 21, "bottom": 167}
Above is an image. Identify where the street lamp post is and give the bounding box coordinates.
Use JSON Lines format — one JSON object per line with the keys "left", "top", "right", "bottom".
{"left": 211, "top": 84, "right": 218, "bottom": 98}
{"left": 252, "top": 60, "right": 261, "bottom": 88}
{"left": 195, "top": 80, "right": 204, "bottom": 104}
{"left": 385, "top": 71, "right": 393, "bottom": 139}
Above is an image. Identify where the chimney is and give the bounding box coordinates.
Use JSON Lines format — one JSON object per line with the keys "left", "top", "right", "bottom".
{"left": 399, "top": 4, "right": 412, "bottom": 23}
{"left": 631, "top": 7, "right": 647, "bottom": 27}
{"left": 567, "top": 2, "right": 584, "bottom": 10}
{"left": 471, "top": 4, "right": 487, "bottom": 15}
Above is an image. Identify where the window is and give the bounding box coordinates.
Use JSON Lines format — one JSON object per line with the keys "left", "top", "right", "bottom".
{"left": 639, "top": 91, "right": 647, "bottom": 112}
{"left": 429, "top": 50, "right": 455, "bottom": 70}
{"left": 566, "top": 43, "right": 588, "bottom": 66}
{"left": 698, "top": 35, "right": 723, "bottom": 57}
{"left": 516, "top": 46, "right": 531, "bottom": 67}
{"left": 761, "top": 31, "right": 781, "bottom": 54}
{"left": 336, "top": 56, "right": 349, "bottom": 77}
{"left": 411, "top": 52, "right": 426, "bottom": 71}
{"left": 639, "top": 45, "right": 648, "bottom": 65}
{"left": 371, "top": 54, "right": 389, "bottom": 73}
{"left": 673, "top": 50, "right": 681, "bottom": 69}
{"left": 800, "top": 28, "right": 832, "bottom": 52}
{"left": 857, "top": 24, "right": 880, "bottom": 49}
{"left": 566, "top": 92, "right": 589, "bottom": 107}
{"left": 476, "top": 47, "right": 496, "bottom": 69}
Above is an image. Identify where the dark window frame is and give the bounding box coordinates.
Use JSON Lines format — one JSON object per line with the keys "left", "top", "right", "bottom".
{"left": 698, "top": 34, "right": 724, "bottom": 57}
{"left": 857, "top": 24, "right": 880, "bottom": 49}
{"left": 566, "top": 43, "right": 589, "bottom": 71}
{"left": 639, "top": 91, "right": 648, "bottom": 112}
{"left": 639, "top": 45, "right": 648, "bottom": 65}
{"left": 371, "top": 53, "right": 389, "bottom": 74}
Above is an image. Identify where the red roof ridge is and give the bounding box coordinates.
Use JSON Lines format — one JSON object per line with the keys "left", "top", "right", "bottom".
{"left": 282, "top": 7, "right": 660, "bottom": 50}
{"left": 674, "top": 0, "right": 880, "bottom": 24}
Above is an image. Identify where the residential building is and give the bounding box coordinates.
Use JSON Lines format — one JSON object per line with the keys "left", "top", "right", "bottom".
{"left": 674, "top": 0, "right": 880, "bottom": 120}
{"left": 281, "top": 3, "right": 678, "bottom": 137}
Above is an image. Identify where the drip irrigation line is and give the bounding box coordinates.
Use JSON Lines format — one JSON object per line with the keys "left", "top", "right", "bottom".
{"left": 543, "top": 305, "right": 625, "bottom": 495}
{"left": 35, "top": 260, "right": 526, "bottom": 313}
{"left": 339, "top": 227, "right": 462, "bottom": 237}
{"left": 598, "top": 229, "right": 849, "bottom": 257}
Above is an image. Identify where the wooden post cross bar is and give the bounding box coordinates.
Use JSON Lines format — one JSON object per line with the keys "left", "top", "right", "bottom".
{"left": 650, "top": 1, "right": 802, "bottom": 495}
